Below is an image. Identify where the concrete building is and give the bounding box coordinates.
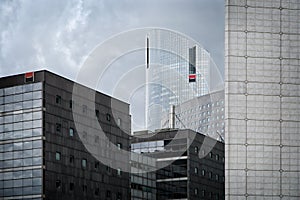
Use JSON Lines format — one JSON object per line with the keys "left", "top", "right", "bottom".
{"left": 225, "top": 0, "right": 300, "bottom": 199}
{"left": 0, "top": 70, "right": 131, "bottom": 199}
{"left": 131, "top": 129, "right": 225, "bottom": 200}
{"left": 161, "top": 90, "right": 225, "bottom": 141}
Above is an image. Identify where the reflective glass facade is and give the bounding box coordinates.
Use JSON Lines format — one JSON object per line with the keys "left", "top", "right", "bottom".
{"left": 0, "top": 70, "right": 131, "bottom": 200}
{"left": 0, "top": 82, "right": 43, "bottom": 199}
{"left": 146, "top": 29, "right": 218, "bottom": 131}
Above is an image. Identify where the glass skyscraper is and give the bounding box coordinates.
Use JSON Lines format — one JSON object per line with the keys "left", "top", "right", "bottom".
{"left": 146, "top": 29, "right": 222, "bottom": 131}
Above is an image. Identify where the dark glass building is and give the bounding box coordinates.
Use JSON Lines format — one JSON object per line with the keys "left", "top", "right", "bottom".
{"left": 131, "top": 129, "right": 225, "bottom": 200}
{"left": 0, "top": 70, "right": 131, "bottom": 199}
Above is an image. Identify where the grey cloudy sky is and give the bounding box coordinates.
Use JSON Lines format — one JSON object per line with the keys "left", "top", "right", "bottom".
{"left": 0, "top": 0, "right": 224, "bottom": 77}
{"left": 0, "top": 0, "right": 224, "bottom": 131}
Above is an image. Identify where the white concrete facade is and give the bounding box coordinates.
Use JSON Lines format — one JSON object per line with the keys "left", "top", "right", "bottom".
{"left": 225, "top": 0, "right": 300, "bottom": 199}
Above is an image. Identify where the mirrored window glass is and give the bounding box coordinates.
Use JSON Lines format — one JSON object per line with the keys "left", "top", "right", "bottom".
{"left": 4, "top": 115, "right": 13, "bottom": 123}
{"left": 24, "top": 84, "right": 33, "bottom": 93}
{"left": 14, "top": 94, "right": 22, "bottom": 102}
{"left": 23, "top": 129, "right": 32, "bottom": 138}
{"left": 4, "top": 123, "right": 13, "bottom": 132}
{"left": 13, "top": 122, "right": 23, "bottom": 130}
{"left": 23, "top": 141, "right": 32, "bottom": 149}
{"left": 13, "top": 142, "right": 23, "bottom": 150}
{"left": 14, "top": 85, "right": 23, "bottom": 94}
{"left": 32, "top": 99, "right": 42, "bottom": 108}
{"left": 32, "top": 149, "right": 42, "bottom": 157}
{"left": 13, "top": 159, "right": 22, "bottom": 167}
{"left": 23, "top": 158, "right": 33, "bottom": 166}
{"left": 32, "top": 140, "right": 42, "bottom": 148}
{"left": 23, "top": 101, "right": 33, "bottom": 109}
{"left": 32, "top": 157, "right": 42, "bottom": 165}
{"left": 14, "top": 114, "right": 23, "bottom": 123}
{"left": 4, "top": 104, "right": 13, "bottom": 112}
{"left": 33, "top": 120, "right": 42, "bottom": 128}
{"left": 32, "top": 91, "right": 42, "bottom": 99}
{"left": 13, "top": 130, "right": 22, "bottom": 139}
{"left": 33, "top": 112, "right": 42, "bottom": 120}
{"left": 23, "top": 93, "right": 32, "bottom": 101}
{"left": 23, "top": 112, "right": 32, "bottom": 121}
{"left": 32, "top": 82, "right": 42, "bottom": 91}
{"left": 23, "top": 121, "right": 32, "bottom": 129}
{"left": 32, "top": 128, "right": 42, "bottom": 136}
{"left": 14, "top": 102, "right": 23, "bottom": 110}
{"left": 4, "top": 87, "right": 14, "bottom": 95}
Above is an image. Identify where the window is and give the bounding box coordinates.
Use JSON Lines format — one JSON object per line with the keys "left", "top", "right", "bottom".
{"left": 95, "top": 188, "right": 99, "bottom": 196}
{"left": 69, "top": 155, "right": 74, "bottom": 164}
{"left": 69, "top": 100, "right": 73, "bottom": 109}
{"left": 215, "top": 194, "right": 219, "bottom": 200}
{"left": 56, "top": 152, "right": 61, "bottom": 161}
{"left": 117, "top": 168, "right": 121, "bottom": 176}
{"left": 106, "top": 190, "right": 111, "bottom": 198}
{"left": 202, "top": 190, "right": 205, "bottom": 197}
{"left": 202, "top": 169, "right": 205, "bottom": 176}
{"left": 69, "top": 128, "right": 74, "bottom": 137}
{"left": 69, "top": 182, "right": 74, "bottom": 191}
{"left": 56, "top": 95, "right": 61, "bottom": 104}
{"left": 82, "top": 105, "right": 87, "bottom": 113}
{"left": 95, "top": 162, "right": 99, "bottom": 169}
{"left": 95, "top": 109, "right": 99, "bottom": 118}
{"left": 215, "top": 174, "right": 219, "bottom": 181}
{"left": 82, "top": 184, "right": 87, "bottom": 192}
{"left": 194, "top": 146, "right": 199, "bottom": 153}
{"left": 194, "top": 188, "right": 198, "bottom": 195}
{"left": 209, "top": 152, "right": 213, "bottom": 158}
{"left": 117, "top": 143, "right": 122, "bottom": 150}
{"left": 117, "top": 192, "right": 122, "bottom": 200}
{"left": 56, "top": 123, "right": 61, "bottom": 133}
{"left": 82, "top": 159, "right": 87, "bottom": 168}
{"left": 195, "top": 167, "right": 198, "bottom": 174}
{"left": 106, "top": 113, "right": 111, "bottom": 121}
{"left": 209, "top": 172, "right": 212, "bottom": 179}
{"left": 117, "top": 118, "right": 121, "bottom": 126}
{"left": 56, "top": 180, "right": 61, "bottom": 189}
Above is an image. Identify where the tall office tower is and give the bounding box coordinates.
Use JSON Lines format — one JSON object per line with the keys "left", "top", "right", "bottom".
{"left": 225, "top": 0, "right": 300, "bottom": 199}
{"left": 146, "top": 29, "right": 222, "bottom": 131}
{"left": 0, "top": 71, "right": 131, "bottom": 199}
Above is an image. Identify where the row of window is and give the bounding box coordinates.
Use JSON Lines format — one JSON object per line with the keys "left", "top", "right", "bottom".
{"left": 55, "top": 95, "right": 122, "bottom": 126}
{"left": 54, "top": 124, "right": 123, "bottom": 150}
{"left": 194, "top": 188, "right": 221, "bottom": 199}
{"left": 54, "top": 152, "right": 122, "bottom": 175}
{"left": 55, "top": 180, "right": 122, "bottom": 199}
{"left": 179, "top": 100, "right": 224, "bottom": 115}
{"left": 194, "top": 167, "right": 224, "bottom": 182}
{"left": 194, "top": 147, "right": 224, "bottom": 162}
{"left": 0, "top": 83, "right": 42, "bottom": 96}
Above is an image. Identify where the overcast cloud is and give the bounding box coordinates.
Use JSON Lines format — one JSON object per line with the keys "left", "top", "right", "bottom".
{"left": 0, "top": 0, "right": 224, "bottom": 77}
{"left": 0, "top": 0, "right": 224, "bottom": 131}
